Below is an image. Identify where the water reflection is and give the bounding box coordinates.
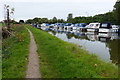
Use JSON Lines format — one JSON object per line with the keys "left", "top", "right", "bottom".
{"left": 48, "top": 29, "right": 120, "bottom": 65}
{"left": 107, "top": 39, "right": 119, "bottom": 65}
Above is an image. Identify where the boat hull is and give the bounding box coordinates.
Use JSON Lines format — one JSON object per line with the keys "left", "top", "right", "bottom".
{"left": 99, "top": 28, "right": 112, "bottom": 33}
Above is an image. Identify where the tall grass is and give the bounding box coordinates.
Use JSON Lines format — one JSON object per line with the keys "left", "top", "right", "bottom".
{"left": 2, "top": 24, "right": 30, "bottom": 78}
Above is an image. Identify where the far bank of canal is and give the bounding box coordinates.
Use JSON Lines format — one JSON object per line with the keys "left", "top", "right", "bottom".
{"left": 48, "top": 29, "right": 120, "bottom": 65}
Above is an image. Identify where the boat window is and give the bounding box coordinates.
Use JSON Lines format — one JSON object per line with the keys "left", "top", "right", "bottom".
{"left": 46, "top": 24, "right": 49, "bottom": 26}
{"left": 82, "top": 24, "right": 86, "bottom": 27}
{"left": 89, "top": 24, "right": 94, "bottom": 27}
{"left": 65, "top": 23, "right": 72, "bottom": 26}
{"left": 75, "top": 24, "right": 79, "bottom": 27}
{"left": 101, "top": 24, "right": 108, "bottom": 27}
{"left": 68, "top": 24, "right": 72, "bottom": 26}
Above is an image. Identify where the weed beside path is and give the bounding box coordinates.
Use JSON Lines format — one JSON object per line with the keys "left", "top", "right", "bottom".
{"left": 27, "top": 25, "right": 118, "bottom": 78}
{"left": 2, "top": 25, "right": 30, "bottom": 78}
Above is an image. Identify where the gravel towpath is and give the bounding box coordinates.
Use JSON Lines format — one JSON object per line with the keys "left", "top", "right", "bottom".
{"left": 26, "top": 28, "right": 41, "bottom": 78}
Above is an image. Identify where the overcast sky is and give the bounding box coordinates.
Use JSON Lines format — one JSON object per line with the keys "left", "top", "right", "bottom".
{"left": 0, "top": 0, "right": 117, "bottom": 21}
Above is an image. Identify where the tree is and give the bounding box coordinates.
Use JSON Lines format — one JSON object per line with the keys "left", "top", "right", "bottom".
{"left": 19, "top": 20, "right": 24, "bottom": 24}
{"left": 33, "top": 17, "right": 40, "bottom": 23}
{"left": 52, "top": 17, "right": 57, "bottom": 23}
{"left": 40, "top": 18, "right": 48, "bottom": 23}
{"left": 114, "top": 0, "right": 120, "bottom": 24}
{"left": 10, "top": 8, "right": 15, "bottom": 20}
{"left": 26, "top": 19, "right": 34, "bottom": 24}
{"left": 57, "top": 19, "right": 64, "bottom": 23}
{"left": 4, "top": 4, "right": 15, "bottom": 31}
{"left": 67, "top": 13, "right": 73, "bottom": 23}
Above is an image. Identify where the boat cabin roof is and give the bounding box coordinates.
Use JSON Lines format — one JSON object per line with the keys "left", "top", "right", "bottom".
{"left": 75, "top": 23, "right": 86, "bottom": 27}
{"left": 65, "top": 23, "right": 73, "bottom": 26}
{"left": 55, "top": 23, "right": 64, "bottom": 25}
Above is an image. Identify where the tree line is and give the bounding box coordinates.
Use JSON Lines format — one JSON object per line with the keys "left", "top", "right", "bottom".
{"left": 67, "top": 12, "right": 116, "bottom": 24}
{"left": 68, "top": 0, "right": 120, "bottom": 25}
{"left": 26, "top": 17, "right": 64, "bottom": 24}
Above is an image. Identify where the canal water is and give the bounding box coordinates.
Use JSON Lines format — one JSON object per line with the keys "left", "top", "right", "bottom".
{"left": 45, "top": 29, "right": 119, "bottom": 65}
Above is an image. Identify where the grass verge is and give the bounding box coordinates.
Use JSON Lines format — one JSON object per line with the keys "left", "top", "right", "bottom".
{"left": 2, "top": 24, "right": 30, "bottom": 78}
{"left": 27, "top": 25, "right": 118, "bottom": 78}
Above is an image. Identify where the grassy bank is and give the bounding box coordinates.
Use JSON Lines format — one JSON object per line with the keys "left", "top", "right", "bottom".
{"left": 27, "top": 25, "right": 118, "bottom": 78}
{"left": 2, "top": 24, "right": 30, "bottom": 78}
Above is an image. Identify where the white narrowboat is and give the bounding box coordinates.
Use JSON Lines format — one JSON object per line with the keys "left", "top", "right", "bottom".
{"left": 86, "top": 23, "right": 100, "bottom": 32}
{"left": 111, "top": 25, "right": 119, "bottom": 33}
{"left": 99, "top": 23, "right": 112, "bottom": 33}
{"left": 41, "top": 23, "right": 50, "bottom": 30}
{"left": 64, "top": 23, "right": 73, "bottom": 30}
{"left": 54, "top": 23, "right": 64, "bottom": 30}
{"left": 73, "top": 23, "right": 86, "bottom": 31}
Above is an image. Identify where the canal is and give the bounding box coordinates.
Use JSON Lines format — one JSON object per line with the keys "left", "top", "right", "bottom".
{"left": 45, "top": 28, "right": 119, "bottom": 65}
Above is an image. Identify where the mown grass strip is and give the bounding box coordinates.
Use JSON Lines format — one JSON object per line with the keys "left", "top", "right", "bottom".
{"left": 27, "top": 25, "right": 118, "bottom": 78}
{"left": 2, "top": 24, "right": 30, "bottom": 78}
